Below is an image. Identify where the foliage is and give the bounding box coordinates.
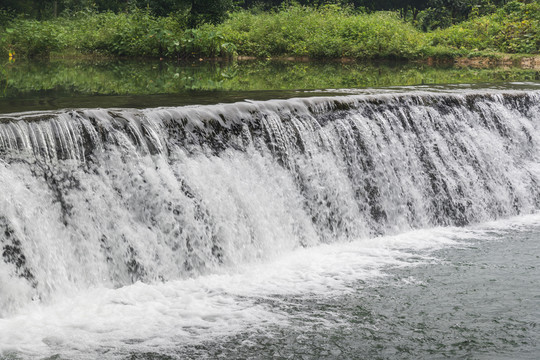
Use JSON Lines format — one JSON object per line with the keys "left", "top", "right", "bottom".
{"left": 70, "top": 10, "right": 181, "bottom": 57}
{"left": 416, "top": 0, "right": 504, "bottom": 31}
{"left": 430, "top": 1, "right": 540, "bottom": 54}
{"left": 493, "top": 1, "right": 540, "bottom": 54}
{"left": 418, "top": 7, "right": 453, "bottom": 31}
{"left": 0, "top": 9, "right": 15, "bottom": 28}
{"left": 0, "top": 8, "right": 236, "bottom": 59}
{"left": 0, "top": 0, "right": 234, "bottom": 22}
{"left": 2, "top": 1, "right": 540, "bottom": 60}
{"left": 215, "top": 4, "right": 428, "bottom": 59}
{"left": 175, "top": 29, "right": 237, "bottom": 58}
{"left": 186, "top": 0, "right": 235, "bottom": 27}
{"left": 1, "top": 19, "right": 64, "bottom": 57}
{"left": 429, "top": 15, "right": 499, "bottom": 51}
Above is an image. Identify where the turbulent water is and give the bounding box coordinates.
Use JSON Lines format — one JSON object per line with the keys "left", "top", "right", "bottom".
{"left": 1, "top": 90, "right": 540, "bottom": 359}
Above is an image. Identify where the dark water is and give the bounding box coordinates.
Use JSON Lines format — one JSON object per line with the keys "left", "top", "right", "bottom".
{"left": 2, "top": 59, "right": 540, "bottom": 113}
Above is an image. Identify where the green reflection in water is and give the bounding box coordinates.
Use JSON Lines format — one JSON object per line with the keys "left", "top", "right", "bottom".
{"left": 1, "top": 59, "right": 540, "bottom": 112}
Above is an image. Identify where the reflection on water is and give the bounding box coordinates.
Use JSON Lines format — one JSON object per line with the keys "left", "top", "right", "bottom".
{"left": 1, "top": 59, "right": 540, "bottom": 112}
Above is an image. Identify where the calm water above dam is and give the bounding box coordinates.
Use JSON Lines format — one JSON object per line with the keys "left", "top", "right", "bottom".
{"left": 0, "top": 60, "right": 539, "bottom": 359}
{"left": 2, "top": 59, "right": 540, "bottom": 112}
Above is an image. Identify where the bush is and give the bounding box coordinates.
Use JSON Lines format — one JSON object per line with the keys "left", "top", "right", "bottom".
{"left": 493, "top": 1, "right": 540, "bottom": 54}
{"left": 62, "top": 10, "right": 179, "bottom": 56}
{"left": 418, "top": 7, "right": 452, "bottom": 32}
{"left": 0, "top": 9, "right": 14, "bottom": 28}
{"left": 429, "top": 15, "right": 500, "bottom": 52}
{"left": 429, "top": 1, "right": 540, "bottom": 54}
{"left": 1, "top": 19, "right": 63, "bottom": 57}
{"left": 0, "top": 8, "right": 237, "bottom": 59}
{"left": 216, "top": 4, "right": 428, "bottom": 59}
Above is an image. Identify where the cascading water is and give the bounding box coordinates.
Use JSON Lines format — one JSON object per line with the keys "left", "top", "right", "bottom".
{"left": 1, "top": 90, "right": 540, "bottom": 358}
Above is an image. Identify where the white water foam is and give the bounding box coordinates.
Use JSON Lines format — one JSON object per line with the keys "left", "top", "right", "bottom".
{"left": 2, "top": 213, "right": 539, "bottom": 359}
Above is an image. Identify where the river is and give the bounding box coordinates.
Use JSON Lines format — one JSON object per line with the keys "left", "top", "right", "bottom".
{"left": 0, "top": 60, "right": 539, "bottom": 359}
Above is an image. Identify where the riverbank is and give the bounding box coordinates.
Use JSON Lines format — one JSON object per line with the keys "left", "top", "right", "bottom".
{"left": 2, "top": 2, "right": 540, "bottom": 63}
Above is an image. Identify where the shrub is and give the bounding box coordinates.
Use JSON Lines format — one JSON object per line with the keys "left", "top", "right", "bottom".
{"left": 1, "top": 19, "right": 63, "bottom": 57}
{"left": 418, "top": 7, "right": 453, "bottom": 32}
{"left": 216, "top": 5, "right": 428, "bottom": 59}
{"left": 429, "top": 1, "right": 540, "bottom": 54}
{"left": 0, "top": 8, "right": 237, "bottom": 59}
{"left": 492, "top": 1, "right": 540, "bottom": 54}
{"left": 0, "top": 9, "right": 14, "bottom": 28}
{"left": 64, "top": 10, "right": 179, "bottom": 57}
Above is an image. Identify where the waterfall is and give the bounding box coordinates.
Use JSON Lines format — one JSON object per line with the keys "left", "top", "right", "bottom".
{"left": 1, "top": 91, "right": 540, "bottom": 316}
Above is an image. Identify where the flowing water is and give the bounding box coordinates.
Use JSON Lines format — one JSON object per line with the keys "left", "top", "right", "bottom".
{"left": 0, "top": 88, "right": 539, "bottom": 359}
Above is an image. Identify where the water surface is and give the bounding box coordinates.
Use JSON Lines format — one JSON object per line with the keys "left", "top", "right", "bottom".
{"left": 2, "top": 59, "right": 540, "bottom": 113}
{"left": 176, "top": 215, "right": 540, "bottom": 360}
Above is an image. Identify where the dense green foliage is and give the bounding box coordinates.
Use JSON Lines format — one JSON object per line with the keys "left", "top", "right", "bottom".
{"left": 431, "top": 1, "right": 540, "bottom": 54}
{"left": 1, "top": 1, "right": 540, "bottom": 60}
{"left": 213, "top": 5, "right": 427, "bottom": 59}
{"left": 0, "top": 9, "right": 235, "bottom": 58}
{"left": 0, "top": 0, "right": 233, "bottom": 24}
{"left": 1, "top": 4, "right": 428, "bottom": 59}
{"left": 0, "top": 0, "right": 513, "bottom": 30}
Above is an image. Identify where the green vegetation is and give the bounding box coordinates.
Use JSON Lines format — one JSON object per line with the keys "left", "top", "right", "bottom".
{"left": 215, "top": 6, "right": 425, "bottom": 59}
{"left": 1, "top": 1, "right": 540, "bottom": 61}
{"left": 0, "top": 10, "right": 229, "bottom": 58}
{"left": 430, "top": 2, "right": 540, "bottom": 55}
